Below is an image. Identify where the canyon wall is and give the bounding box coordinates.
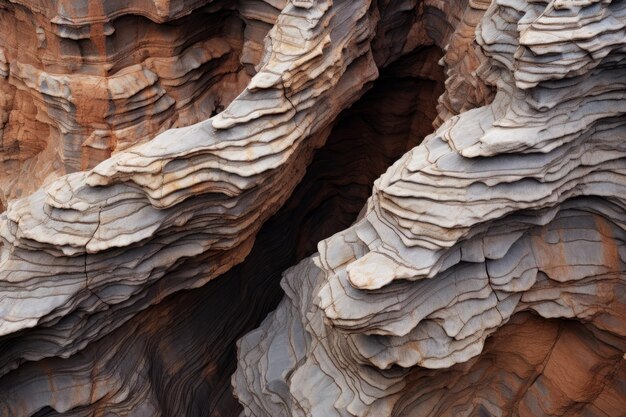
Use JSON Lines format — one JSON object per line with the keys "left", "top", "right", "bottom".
{"left": 0, "top": 0, "right": 623, "bottom": 416}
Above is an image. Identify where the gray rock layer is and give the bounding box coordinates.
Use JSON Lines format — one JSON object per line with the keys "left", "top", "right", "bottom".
{"left": 0, "top": 0, "right": 623, "bottom": 415}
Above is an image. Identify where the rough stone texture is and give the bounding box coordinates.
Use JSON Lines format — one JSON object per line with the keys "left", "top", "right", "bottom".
{"left": 0, "top": 46, "right": 446, "bottom": 415}
{"left": 0, "top": 0, "right": 279, "bottom": 206}
{"left": 0, "top": 0, "right": 623, "bottom": 416}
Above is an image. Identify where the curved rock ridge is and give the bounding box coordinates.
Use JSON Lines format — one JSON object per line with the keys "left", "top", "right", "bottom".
{"left": 0, "top": 0, "right": 371, "bottom": 368}
{"left": 0, "top": 0, "right": 624, "bottom": 415}
{"left": 0, "top": 0, "right": 450, "bottom": 385}
{"left": 233, "top": 0, "right": 626, "bottom": 415}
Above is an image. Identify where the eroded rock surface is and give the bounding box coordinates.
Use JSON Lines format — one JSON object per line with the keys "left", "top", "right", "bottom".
{"left": 0, "top": 0, "right": 623, "bottom": 416}
{"left": 0, "top": 0, "right": 280, "bottom": 205}
{"left": 0, "top": 0, "right": 450, "bottom": 415}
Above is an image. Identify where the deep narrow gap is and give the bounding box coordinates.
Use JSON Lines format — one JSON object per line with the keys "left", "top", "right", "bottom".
{"left": 143, "top": 45, "right": 445, "bottom": 417}
{"left": 23, "top": 45, "right": 445, "bottom": 417}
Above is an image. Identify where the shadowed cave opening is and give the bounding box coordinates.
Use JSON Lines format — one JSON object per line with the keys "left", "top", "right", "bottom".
{"left": 27, "top": 45, "right": 444, "bottom": 417}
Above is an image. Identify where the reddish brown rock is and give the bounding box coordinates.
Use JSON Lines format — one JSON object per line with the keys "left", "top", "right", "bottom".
{"left": 0, "top": 0, "right": 275, "bottom": 205}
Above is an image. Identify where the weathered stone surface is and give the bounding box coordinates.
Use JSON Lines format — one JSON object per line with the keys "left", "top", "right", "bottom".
{"left": 0, "top": 46, "right": 445, "bottom": 415}
{"left": 0, "top": 0, "right": 450, "bottom": 414}
{"left": 0, "top": 0, "right": 623, "bottom": 416}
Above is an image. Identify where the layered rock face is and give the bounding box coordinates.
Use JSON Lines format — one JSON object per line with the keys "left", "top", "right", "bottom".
{"left": 0, "top": 0, "right": 623, "bottom": 416}
{"left": 0, "top": 0, "right": 283, "bottom": 207}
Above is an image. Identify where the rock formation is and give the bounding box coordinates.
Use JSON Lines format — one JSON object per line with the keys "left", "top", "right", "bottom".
{"left": 0, "top": 0, "right": 282, "bottom": 206}
{"left": 0, "top": 0, "right": 623, "bottom": 416}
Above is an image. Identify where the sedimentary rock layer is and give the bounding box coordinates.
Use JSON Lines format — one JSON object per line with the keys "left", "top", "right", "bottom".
{"left": 0, "top": 46, "right": 445, "bottom": 415}
{"left": 0, "top": 0, "right": 281, "bottom": 205}
{"left": 234, "top": 0, "right": 626, "bottom": 415}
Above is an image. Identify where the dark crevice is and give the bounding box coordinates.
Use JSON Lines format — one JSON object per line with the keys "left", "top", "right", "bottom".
{"left": 17, "top": 45, "right": 445, "bottom": 417}
{"left": 30, "top": 407, "right": 56, "bottom": 417}
{"left": 137, "top": 45, "right": 445, "bottom": 417}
